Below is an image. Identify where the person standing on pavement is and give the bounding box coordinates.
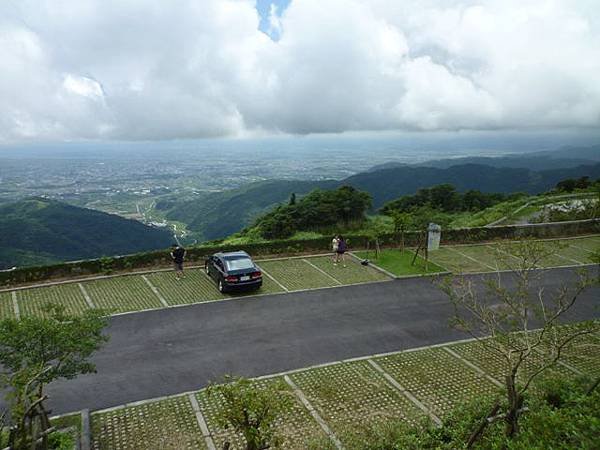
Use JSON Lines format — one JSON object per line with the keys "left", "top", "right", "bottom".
{"left": 332, "top": 235, "right": 340, "bottom": 263}
{"left": 337, "top": 235, "right": 347, "bottom": 267}
{"left": 170, "top": 244, "right": 186, "bottom": 280}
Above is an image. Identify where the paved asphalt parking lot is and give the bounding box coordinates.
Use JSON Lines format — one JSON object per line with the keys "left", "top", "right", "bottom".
{"left": 3, "top": 267, "right": 598, "bottom": 415}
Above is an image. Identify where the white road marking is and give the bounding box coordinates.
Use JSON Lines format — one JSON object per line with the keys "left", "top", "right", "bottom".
{"left": 446, "top": 247, "right": 497, "bottom": 271}
{"left": 78, "top": 283, "right": 95, "bottom": 309}
{"left": 554, "top": 252, "right": 584, "bottom": 266}
{"left": 257, "top": 266, "right": 289, "bottom": 292}
{"left": 12, "top": 291, "right": 20, "bottom": 319}
{"left": 367, "top": 359, "right": 442, "bottom": 427}
{"left": 141, "top": 275, "right": 169, "bottom": 307}
{"left": 302, "top": 258, "right": 342, "bottom": 285}
{"left": 443, "top": 347, "right": 503, "bottom": 388}
{"left": 284, "top": 375, "right": 344, "bottom": 449}
{"left": 188, "top": 394, "right": 217, "bottom": 450}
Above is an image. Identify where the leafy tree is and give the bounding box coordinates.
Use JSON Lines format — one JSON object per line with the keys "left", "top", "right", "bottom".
{"left": 0, "top": 305, "right": 109, "bottom": 450}
{"left": 439, "top": 240, "right": 598, "bottom": 444}
{"left": 254, "top": 186, "right": 372, "bottom": 239}
{"left": 390, "top": 211, "right": 412, "bottom": 251}
{"left": 207, "top": 376, "right": 293, "bottom": 450}
{"left": 381, "top": 183, "right": 511, "bottom": 216}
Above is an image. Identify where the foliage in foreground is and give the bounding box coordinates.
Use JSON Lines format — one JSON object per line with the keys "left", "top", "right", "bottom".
{"left": 308, "top": 376, "right": 600, "bottom": 449}
{"left": 0, "top": 305, "right": 109, "bottom": 450}
{"left": 207, "top": 376, "right": 294, "bottom": 450}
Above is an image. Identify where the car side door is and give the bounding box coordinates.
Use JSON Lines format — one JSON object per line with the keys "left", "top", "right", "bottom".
{"left": 207, "top": 256, "right": 217, "bottom": 280}
{"left": 213, "top": 257, "right": 226, "bottom": 281}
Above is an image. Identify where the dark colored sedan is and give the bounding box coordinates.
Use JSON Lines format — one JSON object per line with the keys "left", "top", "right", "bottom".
{"left": 205, "top": 251, "right": 262, "bottom": 293}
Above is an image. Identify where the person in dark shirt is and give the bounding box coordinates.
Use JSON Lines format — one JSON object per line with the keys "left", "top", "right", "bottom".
{"left": 170, "top": 244, "right": 186, "bottom": 280}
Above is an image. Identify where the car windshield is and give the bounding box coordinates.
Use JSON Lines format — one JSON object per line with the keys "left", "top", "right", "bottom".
{"left": 225, "top": 257, "right": 254, "bottom": 271}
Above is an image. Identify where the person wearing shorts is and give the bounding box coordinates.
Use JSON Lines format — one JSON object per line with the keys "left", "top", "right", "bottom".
{"left": 170, "top": 244, "right": 186, "bottom": 279}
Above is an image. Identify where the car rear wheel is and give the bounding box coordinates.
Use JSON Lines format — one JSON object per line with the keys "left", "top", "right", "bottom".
{"left": 218, "top": 280, "right": 226, "bottom": 293}
{"left": 205, "top": 263, "right": 209, "bottom": 275}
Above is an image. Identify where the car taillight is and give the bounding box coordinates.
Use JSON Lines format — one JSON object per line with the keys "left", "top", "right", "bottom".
{"left": 225, "top": 275, "right": 238, "bottom": 282}
{"left": 251, "top": 271, "right": 262, "bottom": 279}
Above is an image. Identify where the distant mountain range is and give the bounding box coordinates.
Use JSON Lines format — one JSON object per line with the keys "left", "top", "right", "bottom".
{"left": 0, "top": 198, "right": 172, "bottom": 269}
{"left": 3, "top": 145, "right": 599, "bottom": 267}
{"left": 160, "top": 146, "right": 600, "bottom": 240}
{"left": 368, "top": 144, "right": 600, "bottom": 172}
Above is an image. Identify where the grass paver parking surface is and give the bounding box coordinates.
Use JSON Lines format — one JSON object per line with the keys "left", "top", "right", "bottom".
{"left": 448, "top": 339, "right": 573, "bottom": 385}
{"left": 505, "top": 241, "right": 575, "bottom": 268}
{"left": 374, "top": 347, "right": 499, "bottom": 417}
{"left": 149, "top": 269, "right": 286, "bottom": 306}
{"left": 307, "top": 255, "right": 390, "bottom": 284}
{"left": 290, "top": 360, "right": 424, "bottom": 443}
{"left": 91, "top": 395, "right": 206, "bottom": 450}
{"left": 453, "top": 245, "right": 509, "bottom": 271}
{"left": 257, "top": 259, "right": 338, "bottom": 291}
{"left": 18, "top": 283, "right": 91, "bottom": 318}
{"left": 83, "top": 276, "right": 163, "bottom": 314}
{"left": 196, "top": 378, "right": 324, "bottom": 449}
{"left": 353, "top": 249, "right": 446, "bottom": 277}
{"left": 566, "top": 236, "right": 600, "bottom": 254}
{"left": 0, "top": 291, "right": 14, "bottom": 319}
{"left": 2, "top": 235, "right": 596, "bottom": 320}
{"left": 562, "top": 333, "right": 600, "bottom": 377}
{"left": 427, "top": 247, "right": 484, "bottom": 273}
{"left": 147, "top": 270, "right": 228, "bottom": 305}
{"left": 530, "top": 327, "right": 600, "bottom": 378}
{"left": 557, "top": 243, "right": 596, "bottom": 264}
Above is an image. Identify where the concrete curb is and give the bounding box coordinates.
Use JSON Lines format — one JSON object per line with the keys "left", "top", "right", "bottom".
{"left": 80, "top": 409, "right": 91, "bottom": 450}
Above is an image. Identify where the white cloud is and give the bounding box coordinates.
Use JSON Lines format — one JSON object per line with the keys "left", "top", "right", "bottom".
{"left": 0, "top": 0, "right": 599, "bottom": 142}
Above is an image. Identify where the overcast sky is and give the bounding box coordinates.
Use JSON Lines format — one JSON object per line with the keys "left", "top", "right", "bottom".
{"left": 1, "top": 0, "right": 599, "bottom": 143}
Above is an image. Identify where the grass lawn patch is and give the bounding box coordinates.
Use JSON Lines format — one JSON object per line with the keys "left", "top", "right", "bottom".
{"left": 354, "top": 249, "right": 446, "bottom": 277}
{"left": 196, "top": 377, "right": 324, "bottom": 449}
{"left": 18, "top": 283, "right": 91, "bottom": 318}
{"left": 91, "top": 395, "right": 206, "bottom": 450}
{"left": 0, "top": 291, "right": 15, "bottom": 320}
{"left": 307, "top": 255, "right": 390, "bottom": 284}
{"left": 258, "top": 259, "right": 338, "bottom": 291}
{"left": 290, "top": 360, "right": 424, "bottom": 444}
{"left": 374, "top": 347, "right": 499, "bottom": 417}
{"left": 83, "top": 276, "right": 163, "bottom": 314}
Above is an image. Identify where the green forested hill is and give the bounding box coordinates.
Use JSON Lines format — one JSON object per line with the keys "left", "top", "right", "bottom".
{"left": 163, "top": 179, "right": 337, "bottom": 240}
{"left": 163, "top": 163, "right": 600, "bottom": 240}
{"left": 343, "top": 163, "right": 600, "bottom": 208}
{"left": 0, "top": 198, "right": 172, "bottom": 269}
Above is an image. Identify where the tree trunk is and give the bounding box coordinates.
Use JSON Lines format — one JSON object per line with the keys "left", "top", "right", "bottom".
{"left": 467, "top": 400, "right": 501, "bottom": 448}
{"left": 375, "top": 238, "right": 381, "bottom": 259}
{"left": 505, "top": 375, "right": 523, "bottom": 438}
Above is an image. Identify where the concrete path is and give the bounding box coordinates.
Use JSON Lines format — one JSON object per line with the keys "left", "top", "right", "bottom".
{"left": 4, "top": 267, "right": 598, "bottom": 415}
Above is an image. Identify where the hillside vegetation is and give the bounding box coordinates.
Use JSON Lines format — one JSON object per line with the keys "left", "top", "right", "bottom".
{"left": 0, "top": 198, "right": 172, "bottom": 269}
{"left": 220, "top": 177, "right": 599, "bottom": 246}
{"left": 160, "top": 162, "right": 600, "bottom": 241}
{"left": 246, "top": 185, "right": 371, "bottom": 239}
{"left": 160, "top": 179, "right": 337, "bottom": 240}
